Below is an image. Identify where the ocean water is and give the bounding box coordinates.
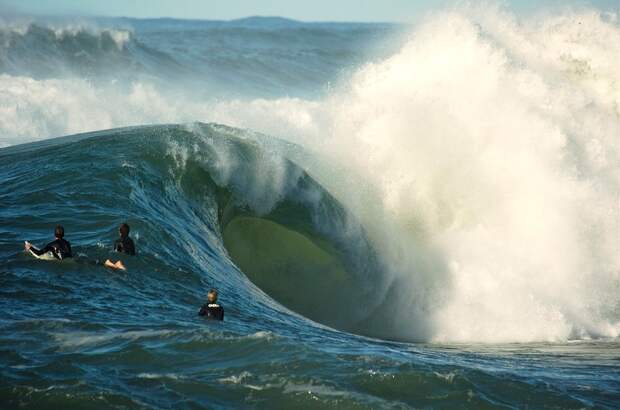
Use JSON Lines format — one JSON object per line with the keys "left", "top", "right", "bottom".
{"left": 1, "top": 6, "right": 620, "bottom": 409}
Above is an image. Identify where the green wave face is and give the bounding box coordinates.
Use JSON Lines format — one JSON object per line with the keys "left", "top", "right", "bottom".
{"left": 162, "top": 123, "right": 384, "bottom": 334}
{"left": 200, "top": 126, "right": 382, "bottom": 333}
{"left": 223, "top": 216, "right": 356, "bottom": 326}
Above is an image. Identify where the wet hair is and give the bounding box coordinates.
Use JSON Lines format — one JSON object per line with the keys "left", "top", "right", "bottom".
{"left": 207, "top": 288, "right": 218, "bottom": 300}
{"left": 54, "top": 225, "right": 64, "bottom": 238}
{"left": 119, "top": 223, "right": 130, "bottom": 237}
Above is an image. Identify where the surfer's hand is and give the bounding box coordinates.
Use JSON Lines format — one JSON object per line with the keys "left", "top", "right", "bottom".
{"left": 24, "top": 241, "right": 31, "bottom": 251}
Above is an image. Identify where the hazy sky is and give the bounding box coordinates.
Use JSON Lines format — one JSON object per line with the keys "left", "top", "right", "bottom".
{"left": 1, "top": 0, "right": 618, "bottom": 22}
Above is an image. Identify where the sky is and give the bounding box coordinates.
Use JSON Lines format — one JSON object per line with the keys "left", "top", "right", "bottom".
{"left": 0, "top": 0, "right": 618, "bottom": 22}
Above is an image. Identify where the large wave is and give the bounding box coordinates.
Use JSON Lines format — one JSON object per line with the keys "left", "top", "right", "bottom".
{"left": 2, "top": 5, "right": 619, "bottom": 342}
{"left": 1, "top": 123, "right": 395, "bottom": 338}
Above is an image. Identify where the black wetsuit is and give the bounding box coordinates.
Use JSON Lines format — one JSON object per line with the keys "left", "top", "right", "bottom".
{"left": 198, "top": 303, "right": 224, "bottom": 321}
{"left": 31, "top": 238, "right": 72, "bottom": 260}
{"left": 114, "top": 236, "right": 135, "bottom": 255}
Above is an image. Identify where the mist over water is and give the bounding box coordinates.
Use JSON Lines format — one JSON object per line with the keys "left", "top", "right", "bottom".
{"left": 1, "top": 4, "right": 620, "bottom": 408}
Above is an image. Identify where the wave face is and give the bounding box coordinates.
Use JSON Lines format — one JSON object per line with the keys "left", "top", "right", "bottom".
{"left": 0, "top": 123, "right": 384, "bottom": 333}
{"left": 1, "top": 5, "right": 620, "bottom": 408}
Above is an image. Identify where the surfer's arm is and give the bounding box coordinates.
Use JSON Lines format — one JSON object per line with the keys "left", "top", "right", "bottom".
{"left": 198, "top": 305, "right": 207, "bottom": 316}
{"left": 28, "top": 243, "right": 51, "bottom": 256}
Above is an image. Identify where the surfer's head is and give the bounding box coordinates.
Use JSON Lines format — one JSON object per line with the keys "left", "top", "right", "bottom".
{"left": 207, "top": 289, "right": 218, "bottom": 303}
{"left": 119, "top": 223, "right": 130, "bottom": 238}
{"left": 54, "top": 225, "right": 64, "bottom": 239}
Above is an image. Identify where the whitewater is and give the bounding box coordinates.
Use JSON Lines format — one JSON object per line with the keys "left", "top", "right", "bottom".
{"left": 1, "top": 3, "right": 619, "bottom": 408}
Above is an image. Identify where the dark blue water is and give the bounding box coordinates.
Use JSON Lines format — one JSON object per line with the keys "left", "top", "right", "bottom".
{"left": 1, "top": 13, "right": 619, "bottom": 409}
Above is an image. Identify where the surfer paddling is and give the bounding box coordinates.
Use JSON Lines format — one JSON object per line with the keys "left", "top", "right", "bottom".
{"left": 25, "top": 225, "right": 73, "bottom": 260}
{"left": 104, "top": 223, "right": 136, "bottom": 270}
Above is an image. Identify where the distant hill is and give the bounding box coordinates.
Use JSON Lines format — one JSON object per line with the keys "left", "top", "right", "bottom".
{"left": 228, "top": 16, "right": 302, "bottom": 28}
{"left": 95, "top": 15, "right": 395, "bottom": 31}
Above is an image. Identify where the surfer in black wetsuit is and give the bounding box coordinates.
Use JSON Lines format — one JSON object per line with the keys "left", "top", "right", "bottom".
{"left": 114, "top": 223, "right": 136, "bottom": 255}
{"left": 198, "top": 289, "right": 224, "bottom": 321}
{"left": 104, "top": 223, "right": 136, "bottom": 270}
{"left": 25, "top": 225, "right": 72, "bottom": 260}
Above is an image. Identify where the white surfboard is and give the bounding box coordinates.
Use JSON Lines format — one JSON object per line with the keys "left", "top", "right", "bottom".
{"left": 25, "top": 242, "right": 56, "bottom": 260}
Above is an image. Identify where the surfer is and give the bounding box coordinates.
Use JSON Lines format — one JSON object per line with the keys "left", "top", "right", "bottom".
{"left": 104, "top": 223, "right": 136, "bottom": 270}
{"left": 25, "top": 225, "right": 72, "bottom": 260}
{"left": 114, "top": 223, "right": 136, "bottom": 255}
{"left": 198, "top": 289, "right": 224, "bottom": 321}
